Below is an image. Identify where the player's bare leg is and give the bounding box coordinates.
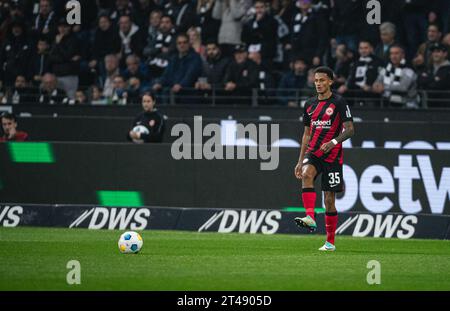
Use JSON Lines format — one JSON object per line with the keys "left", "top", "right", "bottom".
{"left": 319, "top": 191, "right": 338, "bottom": 251}
{"left": 294, "top": 164, "right": 318, "bottom": 232}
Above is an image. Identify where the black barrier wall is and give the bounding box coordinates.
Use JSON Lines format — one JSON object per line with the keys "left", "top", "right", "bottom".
{"left": 8, "top": 104, "right": 450, "bottom": 121}
{"left": 0, "top": 143, "right": 449, "bottom": 215}
{"left": 12, "top": 117, "right": 450, "bottom": 149}
{"left": 1, "top": 204, "right": 449, "bottom": 240}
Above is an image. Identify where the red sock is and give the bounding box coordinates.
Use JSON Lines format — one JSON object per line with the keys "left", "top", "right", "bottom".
{"left": 325, "top": 212, "right": 338, "bottom": 245}
{"left": 302, "top": 188, "right": 316, "bottom": 220}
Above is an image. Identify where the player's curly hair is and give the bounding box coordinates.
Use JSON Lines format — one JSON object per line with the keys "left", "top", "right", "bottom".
{"left": 314, "top": 66, "right": 334, "bottom": 80}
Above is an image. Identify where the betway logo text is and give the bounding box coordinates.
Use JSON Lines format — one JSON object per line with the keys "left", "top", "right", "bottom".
{"left": 336, "top": 155, "right": 450, "bottom": 214}
{"left": 69, "top": 207, "right": 150, "bottom": 230}
{"left": 199, "top": 210, "right": 282, "bottom": 234}
{"left": 336, "top": 214, "right": 417, "bottom": 239}
{"left": 0, "top": 205, "right": 23, "bottom": 227}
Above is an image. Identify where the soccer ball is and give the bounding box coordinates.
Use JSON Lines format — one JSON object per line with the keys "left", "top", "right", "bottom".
{"left": 131, "top": 125, "right": 149, "bottom": 144}
{"left": 118, "top": 231, "right": 143, "bottom": 254}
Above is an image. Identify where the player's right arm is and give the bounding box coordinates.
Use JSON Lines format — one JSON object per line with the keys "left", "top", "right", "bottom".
{"left": 295, "top": 126, "right": 311, "bottom": 179}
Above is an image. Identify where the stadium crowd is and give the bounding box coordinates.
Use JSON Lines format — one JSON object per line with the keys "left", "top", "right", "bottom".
{"left": 0, "top": 0, "right": 449, "bottom": 108}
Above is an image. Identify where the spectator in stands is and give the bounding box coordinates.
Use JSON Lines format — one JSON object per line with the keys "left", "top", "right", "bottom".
{"left": 111, "top": 75, "right": 128, "bottom": 105}
{"left": 331, "top": 0, "right": 363, "bottom": 53}
{"left": 0, "top": 112, "right": 28, "bottom": 142}
{"left": 163, "top": 0, "right": 197, "bottom": 34}
{"left": 145, "top": 9, "right": 162, "bottom": 50}
{"left": 187, "top": 27, "right": 206, "bottom": 58}
{"left": 287, "top": 0, "right": 327, "bottom": 66}
{"left": 38, "top": 73, "right": 68, "bottom": 105}
{"left": 152, "top": 33, "right": 203, "bottom": 100}
{"left": 275, "top": 0, "right": 294, "bottom": 27}
{"left": 374, "top": 22, "right": 397, "bottom": 64}
{"left": 135, "top": 0, "right": 159, "bottom": 27}
{"left": 89, "top": 85, "right": 108, "bottom": 105}
{"left": 332, "top": 43, "right": 353, "bottom": 89}
{"left": 118, "top": 15, "right": 144, "bottom": 60}
{"left": 109, "top": 0, "right": 137, "bottom": 25}
{"left": 143, "top": 14, "right": 176, "bottom": 79}
{"left": 122, "top": 54, "right": 151, "bottom": 88}
{"left": 248, "top": 47, "right": 276, "bottom": 105}
{"left": 48, "top": 18, "right": 81, "bottom": 99}
{"left": 339, "top": 40, "right": 383, "bottom": 105}
{"left": 373, "top": 44, "right": 418, "bottom": 108}
{"left": 1, "top": 75, "right": 35, "bottom": 105}
{"left": 443, "top": 33, "right": 450, "bottom": 49}
{"left": 298, "top": 67, "right": 317, "bottom": 100}
{"left": 431, "top": 0, "right": 450, "bottom": 34}
{"left": 241, "top": 0, "right": 278, "bottom": 66}
{"left": 89, "top": 14, "right": 122, "bottom": 75}
{"left": 31, "top": 0, "right": 57, "bottom": 40}
{"left": 0, "top": 1, "right": 26, "bottom": 43}
{"left": 74, "top": 89, "right": 88, "bottom": 105}
{"left": 101, "top": 54, "right": 121, "bottom": 98}
{"left": 196, "top": 0, "right": 221, "bottom": 43}
{"left": 28, "top": 35, "right": 51, "bottom": 86}
{"left": 401, "top": 0, "right": 430, "bottom": 61}
{"left": 418, "top": 43, "right": 450, "bottom": 107}
{"left": 223, "top": 44, "right": 258, "bottom": 105}
{"left": 277, "top": 56, "right": 308, "bottom": 106}
{"left": 196, "top": 41, "right": 230, "bottom": 91}
{"left": 272, "top": 7, "right": 290, "bottom": 70}
{"left": 212, "top": 0, "right": 252, "bottom": 57}
{"left": 413, "top": 23, "right": 442, "bottom": 71}
{"left": 128, "top": 92, "right": 165, "bottom": 143}
{"left": 127, "top": 77, "right": 150, "bottom": 104}
{"left": 0, "top": 18, "right": 31, "bottom": 87}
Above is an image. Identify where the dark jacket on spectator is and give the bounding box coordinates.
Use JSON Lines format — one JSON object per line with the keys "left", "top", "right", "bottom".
{"left": 277, "top": 70, "right": 307, "bottom": 105}
{"left": 91, "top": 25, "right": 122, "bottom": 61}
{"left": 49, "top": 33, "right": 81, "bottom": 76}
{"left": 28, "top": 51, "right": 51, "bottom": 84}
{"left": 254, "top": 62, "right": 276, "bottom": 105}
{"left": 119, "top": 24, "right": 145, "bottom": 58}
{"left": 331, "top": 0, "right": 364, "bottom": 37}
{"left": 4, "top": 86, "right": 36, "bottom": 104}
{"left": 159, "top": 48, "right": 203, "bottom": 88}
{"left": 346, "top": 54, "right": 384, "bottom": 89}
{"left": 224, "top": 59, "right": 259, "bottom": 91}
{"left": 32, "top": 10, "right": 57, "bottom": 40}
{"left": 143, "top": 29, "right": 176, "bottom": 78}
{"left": 38, "top": 87, "right": 68, "bottom": 105}
{"left": 201, "top": 55, "right": 231, "bottom": 87}
{"left": 0, "top": 31, "right": 31, "bottom": 86}
{"left": 196, "top": 2, "right": 221, "bottom": 43}
{"left": 289, "top": 7, "right": 328, "bottom": 63}
{"left": 164, "top": 0, "right": 197, "bottom": 34}
{"left": 375, "top": 42, "right": 395, "bottom": 64}
{"left": 242, "top": 13, "right": 278, "bottom": 61}
{"left": 417, "top": 60, "right": 450, "bottom": 90}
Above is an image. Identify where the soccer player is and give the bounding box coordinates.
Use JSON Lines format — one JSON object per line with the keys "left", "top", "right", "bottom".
{"left": 294, "top": 66, "right": 355, "bottom": 251}
{"left": 0, "top": 113, "right": 28, "bottom": 142}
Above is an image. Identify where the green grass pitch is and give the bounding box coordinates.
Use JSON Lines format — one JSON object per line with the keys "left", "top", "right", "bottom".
{"left": 1, "top": 227, "right": 449, "bottom": 291}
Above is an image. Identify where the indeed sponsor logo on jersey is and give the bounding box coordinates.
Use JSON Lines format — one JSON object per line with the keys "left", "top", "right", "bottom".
{"left": 311, "top": 119, "right": 331, "bottom": 127}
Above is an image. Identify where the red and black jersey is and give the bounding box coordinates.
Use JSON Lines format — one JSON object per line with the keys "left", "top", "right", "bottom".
{"left": 303, "top": 93, "right": 353, "bottom": 164}
{"left": 0, "top": 131, "right": 28, "bottom": 142}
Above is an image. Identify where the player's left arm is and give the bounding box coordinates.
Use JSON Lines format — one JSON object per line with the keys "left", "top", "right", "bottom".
{"left": 320, "top": 121, "right": 355, "bottom": 153}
